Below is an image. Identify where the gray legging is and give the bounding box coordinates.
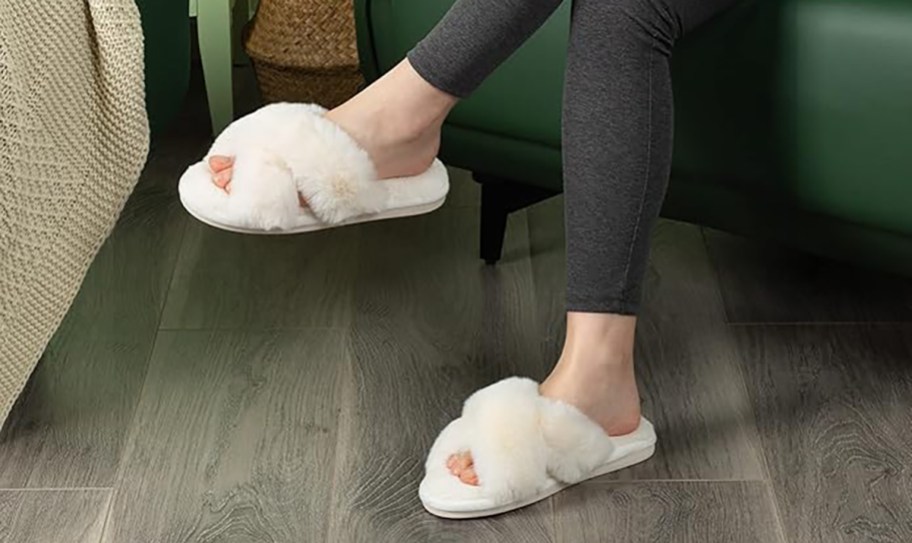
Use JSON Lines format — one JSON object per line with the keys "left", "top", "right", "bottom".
{"left": 408, "top": 0, "right": 738, "bottom": 314}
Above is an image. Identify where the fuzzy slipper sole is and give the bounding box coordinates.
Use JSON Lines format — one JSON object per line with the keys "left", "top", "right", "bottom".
{"left": 179, "top": 161, "right": 449, "bottom": 235}
{"left": 421, "top": 439, "right": 656, "bottom": 519}
{"left": 180, "top": 194, "right": 448, "bottom": 235}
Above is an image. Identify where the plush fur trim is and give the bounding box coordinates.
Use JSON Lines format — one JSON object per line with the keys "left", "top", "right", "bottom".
{"left": 221, "top": 147, "right": 302, "bottom": 230}
{"left": 421, "top": 417, "right": 486, "bottom": 504}
{"left": 424, "top": 377, "right": 618, "bottom": 506}
{"left": 460, "top": 377, "right": 548, "bottom": 503}
{"left": 207, "top": 102, "right": 385, "bottom": 225}
{"left": 539, "top": 396, "right": 615, "bottom": 483}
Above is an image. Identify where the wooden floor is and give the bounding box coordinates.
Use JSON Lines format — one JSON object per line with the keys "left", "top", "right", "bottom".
{"left": 2, "top": 74, "right": 911, "bottom": 543}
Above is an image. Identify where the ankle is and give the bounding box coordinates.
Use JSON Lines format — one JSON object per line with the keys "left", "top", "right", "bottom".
{"left": 558, "top": 343, "right": 633, "bottom": 372}
{"left": 356, "top": 60, "right": 455, "bottom": 129}
{"left": 561, "top": 312, "right": 635, "bottom": 368}
{"left": 327, "top": 92, "right": 445, "bottom": 148}
{"left": 390, "top": 59, "right": 458, "bottom": 117}
{"left": 558, "top": 334, "right": 634, "bottom": 377}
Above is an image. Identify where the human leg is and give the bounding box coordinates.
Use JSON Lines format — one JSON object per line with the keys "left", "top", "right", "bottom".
{"left": 450, "top": 0, "right": 738, "bottom": 486}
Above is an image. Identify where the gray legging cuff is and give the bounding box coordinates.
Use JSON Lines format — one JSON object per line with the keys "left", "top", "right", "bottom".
{"left": 406, "top": 48, "right": 474, "bottom": 99}
{"left": 566, "top": 297, "right": 640, "bottom": 316}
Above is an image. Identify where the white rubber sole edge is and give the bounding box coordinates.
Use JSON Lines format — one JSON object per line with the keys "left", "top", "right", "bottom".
{"left": 179, "top": 194, "right": 448, "bottom": 235}
{"left": 421, "top": 442, "right": 657, "bottom": 520}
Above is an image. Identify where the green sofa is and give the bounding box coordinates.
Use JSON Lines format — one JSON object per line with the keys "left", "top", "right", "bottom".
{"left": 355, "top": 0, "right": 912, "bottom": 272}
{"left": 136, "top": 0, "right": 191, "bottom": 134}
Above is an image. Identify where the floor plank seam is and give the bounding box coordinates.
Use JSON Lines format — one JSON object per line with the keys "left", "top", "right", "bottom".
{"left": 323, "top": 331, "right": 357, "bottom": 543}
{"left": 0, "top": 487, "right": 113, "bottom": 492}
{"left": 585, "top": 478, "right": 767, "bottom": 484}
{"left": 155, "top": 325, "right": 352, "bottom": 332}
{"left": 95, "top": 488, "right": 115, "bottom": 543}
{"left": 698, "top": 226, "right": 736, "bottom": 324}
{"left": 762, "top": 480, "right": 791, "bottom": 543}
{"left": 700, "top": 224, "right": 776, "bottom": 492}
{"left": 726, "top": 321, "right": 912, "bottom": 326}
{"left": 718, "top": 308, "right": 790, "bottom": 542}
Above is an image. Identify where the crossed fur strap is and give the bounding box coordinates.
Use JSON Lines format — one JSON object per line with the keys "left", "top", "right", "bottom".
{"left": 425, "top": 377, "right": 616, "bottom": 505}
{"left": 208, "top": 103, "right": 388, "bottom": 226}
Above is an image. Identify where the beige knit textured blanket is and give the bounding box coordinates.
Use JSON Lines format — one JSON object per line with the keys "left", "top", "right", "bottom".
{"left": 0, "top": 0, "right": 149, "bottom": 426}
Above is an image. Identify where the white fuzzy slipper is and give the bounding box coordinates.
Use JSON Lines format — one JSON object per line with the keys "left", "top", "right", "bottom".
{"left": 178, "top": 103, "right": 449, "bottom": 234}
{"left": 419, "top": 377, "right": 657, "bottom": 519}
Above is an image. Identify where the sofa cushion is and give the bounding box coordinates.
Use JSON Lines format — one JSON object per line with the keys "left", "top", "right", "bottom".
{"left": 361, "top": 0, "right": 912, "bottom": 236}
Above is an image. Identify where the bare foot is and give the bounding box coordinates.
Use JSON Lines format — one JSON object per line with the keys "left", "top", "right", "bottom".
{"left": 209, "top": 59, "right": 456, "bottom": 203}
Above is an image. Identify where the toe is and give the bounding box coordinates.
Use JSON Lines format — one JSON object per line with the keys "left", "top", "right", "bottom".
{"left": 448, "top": 452, "right": 473, "bottom": 477}
{"left": 454, "top": 452, "right": 473, "bottom": 473}
{"left": 213, "top": 168, "right": 232, "bottom": 189}
{"left": 459, "top": 466, "right": 479, "bottom": 486}
{"left": 208, "top": 155, "right": 234, "bottom": 172}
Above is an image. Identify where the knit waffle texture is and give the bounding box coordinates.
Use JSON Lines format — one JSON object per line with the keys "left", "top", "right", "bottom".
{"left": 0, "top": 0, "right": 150, "bottom": 426}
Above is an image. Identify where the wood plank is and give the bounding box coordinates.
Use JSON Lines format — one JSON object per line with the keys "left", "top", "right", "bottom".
{"left": 0, "top": 124, "right": 197, "bottom": 488}
{"left": 159, "top": 221, "right": 359, "bottom": 330}
{"left": 527, "top": 198, "right": 766, "bottom": 480}
{"left": 553, "top": 481, "right": 784, "bottom": 543}
{"left": 327, "top": 206, "right": 557, "bottom": 542}
{"left": 0, "top": 489, "right": 110, "bottom": 543}
{"left": 102, "top": 330, "right": 347, "bottom": 543}
{"left": 704, "top": 229, "right": 912, "bottom": 323}
{"left": 735, "top": 325, "right": 912, "bottom": 543}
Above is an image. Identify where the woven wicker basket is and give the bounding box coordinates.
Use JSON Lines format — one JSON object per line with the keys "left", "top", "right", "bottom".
{"left": 244, "top": 0, "right": 363, "bottom": 108}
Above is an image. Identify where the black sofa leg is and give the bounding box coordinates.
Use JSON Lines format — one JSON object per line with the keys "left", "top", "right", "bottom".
{"left": 480, "top": 182, "right": 510, "bottom": 265}
{"left": 475, "top": 174, "right": 558, "bottom": 265}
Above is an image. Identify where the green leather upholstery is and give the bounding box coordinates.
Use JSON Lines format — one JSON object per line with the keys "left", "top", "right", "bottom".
{"left": 356, "top": 0, "right": 912, "bottom": 274}
{"left": 136, "top": 0, "right": 191, "bottom": 134}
